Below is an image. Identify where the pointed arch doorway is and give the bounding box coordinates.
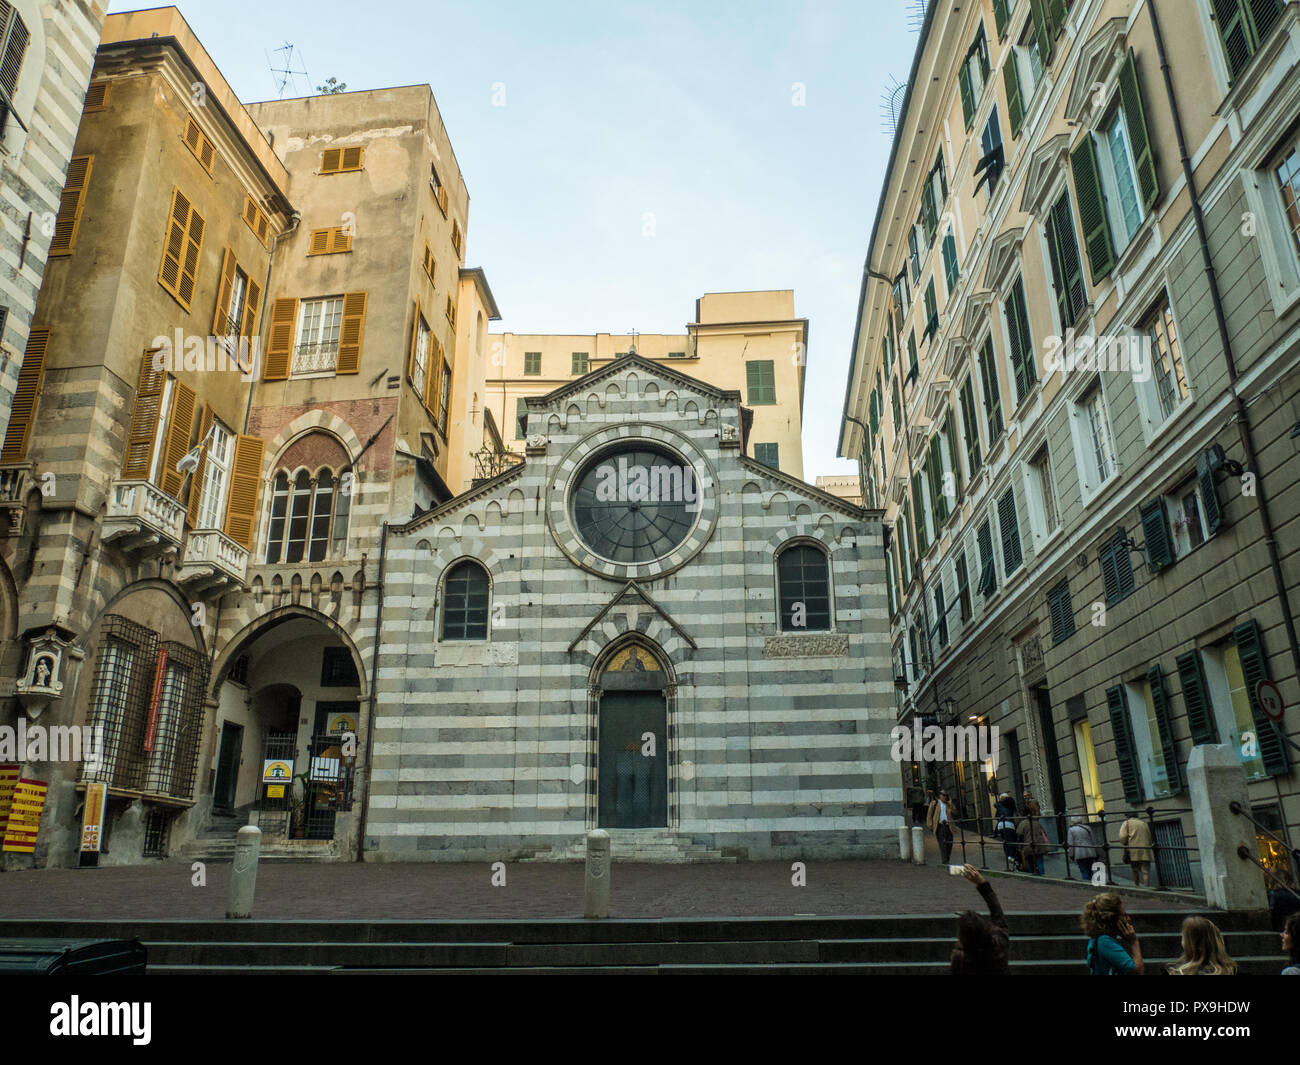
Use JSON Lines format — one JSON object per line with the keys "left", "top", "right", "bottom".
{"left": 594, "top": 640, "right": 670, "bottom": 828}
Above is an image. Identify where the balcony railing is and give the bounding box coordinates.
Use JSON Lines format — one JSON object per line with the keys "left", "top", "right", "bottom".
{"left": 102, "top": 479, "right": 185, "bottom": 555}
{"left": 0, "top": 463, "right": 31, "bottom": 532}
{"left": 292, "top": 339, "right": 339, "bottom": 376}
{"left": 176, "top": 528, "right": 250, "bottom": 592}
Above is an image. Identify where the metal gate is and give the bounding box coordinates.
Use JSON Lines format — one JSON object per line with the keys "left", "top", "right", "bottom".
{"left": 1154, "top": 818, "right": 1193, "bottom": 888}
{"left": 299, "top": 733, "right": 354, "bottom": 840}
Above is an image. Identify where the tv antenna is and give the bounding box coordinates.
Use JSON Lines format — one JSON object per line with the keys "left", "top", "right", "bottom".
{"left": 267, "top": 42, "right": 310, "bottom": 99}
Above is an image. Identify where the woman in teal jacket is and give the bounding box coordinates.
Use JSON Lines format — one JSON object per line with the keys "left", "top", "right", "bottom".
{"left": 1081, "top": 892, "right": 1145, "bottom": 975}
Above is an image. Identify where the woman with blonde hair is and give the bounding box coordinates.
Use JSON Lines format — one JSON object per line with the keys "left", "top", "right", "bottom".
{"left": 1081, "top": 892, "right": 1144, "bottom": 974}
{"left": 1167, "top": 916, "right": 1237, "bottom": 975}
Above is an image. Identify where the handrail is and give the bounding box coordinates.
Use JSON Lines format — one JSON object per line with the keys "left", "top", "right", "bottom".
{"left": 1236, "top": 844, "right": 1300, "bottom": 905}
{"left": 1229, "top": 800, "right": 1300, "bottom": 862}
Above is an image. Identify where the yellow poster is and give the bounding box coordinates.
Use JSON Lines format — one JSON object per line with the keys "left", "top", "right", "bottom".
{"left": 80, "top": 781, "right": 108, "bottom": 852}
{"left": 2, "top": 777, "right": 48, "bottom": 853}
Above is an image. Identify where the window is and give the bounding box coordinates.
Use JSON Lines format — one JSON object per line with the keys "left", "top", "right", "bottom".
{"left": 49, "top": 156, "right": 92, "bottom": 256}
{"left": 1117, "top": 670, "right": 1181, "bottom": 799}
{"left": 1028, "top": 446, "right": 1059, "bottom": 539}
{"left": 942, "top": 232, "right": 959, "bottom": 293}
{"left": 908, "top": 226, "right": 922, "bottom": 284}
{"left": 1070, "top": 53, "right": 1157, "bottom": 283}
{"left": 442, "top": 560, "right": 490, "bottom": 640}
{"left": 955, "top": 551, "right": 972, "bottom": 624}
{"left": 1275, "top": 139, "right": 1300, "bottom": 262}
{"left": 572, "top": 351, "right": 589, "bottom": 375}
{"left": 292, "top": 296, "right": 344, "bottom": 376}
{"left": 1005, "top": 20, "right": 1043, "bottom": 139}
{"left": 934, "top": 579, "right": 949, "bottom": 648}
{"left": 158, "top": 187, "right": 205, "bottom": 311}
{"left": 1045, "top": 190, "right": 1087, "bottom": 330}
{"left": 194, "top": 421, "right": 233, "bottom": 530}
{"left": 777, "top": 543, "right": 831, "bottom": 632}
{"left": 958, "top": 375, "right": 982, "bottom": 476}
{"left": 754, "top": 442, "right": 779, "bottom": 469}
{"left": 891, "top": 379, "right": 903, "bottom": 434}
{"left": 451, "top": 220, "right": 463, "bottom": 259}
{"left": 320, "top": 146, "right": 363, "bottom": 174}
{"left": 998, "top": 486, "right": 1022, "bottom": 576}
{"left": 1211, "top": 0, "right": 1284, "bottom": 82}
{"left": 974, "top": 107, "right": 1004, "bottom": 199}
{"left": 746, "top": 360, "right": 776, "bottom": 404}
{"left": 308, "top": 226, "right": 352, "bottom": 255}
{"left": 1210, "top": 620, "right": 1291, "bottom": 776}
{"left": 1165, "top": 479, "right": 1208, "bottom": 558}
{"left": 1144, "top": 293, "right": 1188, "bottom": 421}
{"left": 892, "top": 272, "right": 909, "bottom": 330}
{"left": 438, "top": 359, "right": 451, "bottom": 435}
{"left": 912, "top": 472, "right": 930, "bottom": 556}
{"left": 942, "top": 409, "right": 964, "bottom": 503}
{"left": 976, "top": 517, "right": 997, "bottom": 596}
{"left": 0, "top": 4, "right": 29, "bottom": 135}
{"left": 411, "top": 314, "right": 430, "bottom": 398}
{"left": 430, "top": 163, "right": 448, "bottom": 214}
{"left": 1098, "top": 530, "right": 1136, "bottom": 606}
{"left": 923, "top": 279, "right": 938, "bottom": 340}
{"left": 977, "top": 335, "right": 1004, "bottom": 441}
{"left": 926, "top": 434, "right": 949, "bottom": 529}
{"left": 446, "top": 294, "right": 457, "bottom": 328}
{"left": 1073, "top": 382, "right": 1115, "bottom": 495}
{"left": 958, "top": 23, "right": 990, "bottom": 129}
{"left": 1200, "top": 643, "right": 1266, "bottom": 778}
{"left": 1074, "top": 716, "right": 1104, "bottom": 815}
{"left": 515, "top": 397, "right": 528, "bottom": 439}
{"left": 882, "top": 331, "right": 894, "bottom": 379}
{"left": 321, "top": 646, "right": 360, "bottom": 687}
{"left": 264, "top": 465, "right": 352, "bottom": 564}
{"left": 1003, "top": 276, "right": 1037, "bottom": 404}
{"left": 523, "top": 351, "right": 541, "bottom": 375}
{"left": 1047, "top": 579, "right": 1075, "bottom": 643}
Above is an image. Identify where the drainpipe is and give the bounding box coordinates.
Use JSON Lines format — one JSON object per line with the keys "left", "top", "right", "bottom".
{"left": 355, "top": 519, "right": 389, "bottom": 861}
{"left": 1147, "top": 2, "right": 1300, "bottom": 696}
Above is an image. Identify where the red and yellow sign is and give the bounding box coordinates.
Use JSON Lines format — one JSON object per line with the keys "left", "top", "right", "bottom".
{"left": 80, "top": 781, "right": 108, "bottom": 853}
{"left": 143, "top": 647, "right": 170, "bottom": 751}
{"left": 2, "top": 777, "right": 48, "bottom": 853}
{"left": 0, "top": 764, "right": 19, "bottom": 837}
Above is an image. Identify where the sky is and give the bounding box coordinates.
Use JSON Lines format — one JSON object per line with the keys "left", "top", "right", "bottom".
{"left": 107, "top": 0, "right": 918, "bottom": 478}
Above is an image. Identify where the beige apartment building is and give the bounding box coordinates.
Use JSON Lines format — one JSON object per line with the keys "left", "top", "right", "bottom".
{"left": 840, "top": 0, "right": 1300, "bottom": 890}
{"left": 488, "top": 290, "right": 809, "bottom": 479}
{"left": 815, "top": 475, "right": 865, "bottom": 508}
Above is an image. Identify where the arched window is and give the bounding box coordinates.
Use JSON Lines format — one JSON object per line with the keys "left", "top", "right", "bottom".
{"left": 441, "top": 560, "right": 489, "bottom": 640}
{"left": 264, "top": 465, "right": 352, "bottom": 564}
{"left": 777, "top": 543, "right": 831, "bottom": 632}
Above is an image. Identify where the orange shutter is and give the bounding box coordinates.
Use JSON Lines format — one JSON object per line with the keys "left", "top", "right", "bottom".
{"left": 425, "top": 337, "right": 441, "bottom": 409}
{"left": 212, "top": 247, "right": 236, "bottom": 334}
{"left": 50, "top": 155, "right": 93, "bottom": 256}
{"left": 308, "top": 228, "right": 330, "bottom": 255}
{"left": 243, "top": 196, "right": 270, "bottom": 246}
{"left": 159, "top": 187, "right": 193, "bottom": 304}
{"left": 223, "top": 434, "right": 265, "bottom": 549}
{"left": 341, "top": 146, "right": 363, "bottom": 171}
{"left": 178, "top": 206, "right": 205, "bottom": 309}
{"left": 184, "top": 116, "right": 215, "bottom": 173}
{"left": 308, "top": 227, "right": 352, "bottom": 254}
{"left": 0, "top": 329, "right": 51, "bottom": 463}
{"left": 83, "top": 82, "right": 110, "bottom": 111}
{"left": 406, "top": 302, "right": 419, "bottom": 385}
{"left": 321, "top": 148, "right": 342, "bottom": 174}
{"left": 185, "top": 404, "right": 213, "bottom": 527}
{"left": 242, "top": 277, "right": 262, "bottom": 339}
{"left": 330, "top": 227, "right": 352, "bottom": 253}
{"left": 336, "top": 292, "right": 368, "bottom": 374}
{"left": 121, "top": 349, "right": 165, "bottom": 478}
{"left": 159, "top": 380, "right": 197, "bottom": 498}
{"left": 263, "top": 297, "right": 298, "bottom": 380}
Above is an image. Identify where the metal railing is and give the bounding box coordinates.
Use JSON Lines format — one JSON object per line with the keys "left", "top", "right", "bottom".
{"left": 1231, "top": 800, "right": 1300, "bottom": 904}
{"left": 291, "top": 339, "right": 340, "bottom": 375}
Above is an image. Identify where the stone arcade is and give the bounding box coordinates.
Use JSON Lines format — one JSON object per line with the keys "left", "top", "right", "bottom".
{"left": 365, "top": 355, "right": 901, "bottom": 861}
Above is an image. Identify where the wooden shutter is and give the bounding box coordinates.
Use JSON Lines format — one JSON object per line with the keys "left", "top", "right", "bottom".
{"left": 1117, "top": 52, "right": 1158, "bottom": 212}
{"left": 263, "top": 297, "right": 298, "bottom": 380}
{"left": 0, "top": 328, "right": 50, "bottom": 463}
{"left": 183, "top": 116, "right": 215, "bottom": 173}
{"left": 223, "top": 434, "right": 265, "bottom": 550}
{"left": 159, "top": 187, "right": 205, "bottom": 309}
{"left": 212, "top": 247, "right": 237, "bottom": 335}
{"left": 1045, "top": 0, "right": 1067, "bottom": 35}
{"left": 1029, "top": 0, "right": 1054, "bottom": 65}
{"left": 336, "top": 292, "right": 368, "bottom": 374}
{"left": 993, "top": 0, "right": 1009, "bottom": 37}
{"left": 928, "top": 436, "right": 947, "bottom": 525}
{"left": 959, "top": 67, "right": 974, "bottom": 129}
{"left": 1176, "top": 650, "right": 1220, "bottom": 746}
{"left": 977, "top": 519, "right": 996, "bottom": 595}
{"left": 330, "top": 227, "right": 351, "bottom": 253}
{"left": 1004, "top": 58, "right": 1023, "bottom": 139}
{"left": 1197, "top": 452, "right": 1223, "bottom": 536}
{"left": 1141, "top": 497, "right": 1172, "bottom": 571}
{"left": 1249, "top": 0, "right": 1284, "bottom": 50}
{"left": 243, "top": 196, "right": 270, "bottom": 245}
{"left": 1105, "top": 685, "right": 1143, "bottom": 803}
{"left": 341, "top": 146, "right": 363, "bottom": 171}
{"left": 1050, "top": 192, "right": 1087, "bottom": 324}
{"left": 1147, "top": 665, "right": 1184, "bottom": 793}
{"left": 1212, "top": 0, "right": 1253, "bottom": 80}
{"left": 185, "top": 405, "right": 213, "bottom": 527}
{"left": 912, "top": 473, "right": 927, "bottom": 555}
{"left": 1070, "top": 135, "right": 1115, "bottom": 284}
{"left": 121, "top": 349, "right": 165, "bottom": 479}
{"left": 1099, "top": 541, "right": 1120, "bottom": 604}
{"left": 1233, "top": 619, "right": 1290, "bottom": 776}
{"left": 321, "top": 147, "right": 342, "bottom": 174}
{"left": 159, "top": 380, "right": 196, "bottom": 498}
{"left": 451, "top": 221, "right": 463, "bottom": 258}
{"left": 406, "top": 302, "right": 420, "bottom": 386}
{"left": 308, "top": 228, "right": 330, "bottom": 255}
{"left": 426, "top": 340, "right": 441, "bottom": 410}
{"left": 180, "top": 206, "right": 204, "bottom": 309}
{"left": 999, "top": 486, "right": 1022, "bottom": 573}
{"left": 50, "top": 155, "right": 92, "bottom": 256}
{"left": 1005, "top": 290, "right": 1029, "bottom": 403}
{"left": 83, "top": 81, "right": 110, "bottom": 112}
{"left": 242, "top": 278, "right": 262, "bottom": 340}
{"left": 1048, "top": 581, "right": 1074, "bottom": 644}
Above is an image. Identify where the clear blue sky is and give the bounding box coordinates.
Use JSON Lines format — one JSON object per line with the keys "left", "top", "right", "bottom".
{"left": 109, "top": 0, "right": 916, "bottom": 478}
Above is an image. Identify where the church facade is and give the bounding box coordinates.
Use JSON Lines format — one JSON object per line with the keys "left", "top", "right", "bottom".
{"left": 366, "top": 355, "right": 900, "bottom": 861}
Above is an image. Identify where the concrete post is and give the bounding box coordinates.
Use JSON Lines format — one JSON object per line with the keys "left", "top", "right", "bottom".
{"left": 584, "top": 829, "right": 611, "bottom": 919}
{"left": 911, "top": 825, "right": 925, "bottom": 865}
{"left": 898, "top": 825, "right": 911, "bottom": 861}
{"left": 226, "top": 825, "right": 261, "bottom": 919}
{"left": 1187, "top": 744, "right": 1268, "bottom": 911}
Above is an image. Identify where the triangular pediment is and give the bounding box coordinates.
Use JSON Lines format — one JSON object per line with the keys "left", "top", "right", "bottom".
{"left": 567, "top": 580, "right": 697, "bottom": 653}
{"left": 1020, "top": 133, "right": 1070, "bottom": 217}
{"left": 963, "top": 289, "right": 998, "bottom": 339}
{"left": 529, "top": 351, "right": 739, "bottom": 412}
{"left": 982, "top": 227, "right": 1026, "bottom": 294}
{"left": 1065, "top": 18, "right": 1128, "bottom": 124}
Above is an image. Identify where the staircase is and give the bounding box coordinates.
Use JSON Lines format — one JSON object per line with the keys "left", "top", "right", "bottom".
{"left": 178, "top": 809, "right": 340, "bottom": 863}
{"left": 2, "top": 911, "right": 1281, "bottom": 975}
{"left": 543, "top": 829, "right": 734, "bottom": 863}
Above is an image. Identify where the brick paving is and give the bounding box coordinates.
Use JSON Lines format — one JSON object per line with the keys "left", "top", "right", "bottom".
{"left": 0, "top": 856, "right": 1201, "bottom": 921}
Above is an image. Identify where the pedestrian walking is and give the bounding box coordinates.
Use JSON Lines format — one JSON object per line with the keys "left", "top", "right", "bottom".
{"left": 994, "top": 792, "right": 1018, "bottom": 871}
{"left": 1167, "top": 916, "right": 1237, "bottom": 975}
{"left": 1067, "top": 815, "right": 1099, "bottom": 881}
{"left": 1081, "top": 892, "right": 1144, "bottom": 975}
{"left": 1118, "top": 813, "right": 1154, "bottom": 886}
{"left": 927, "top": 789, "right": 957, "bottom": 864}
{"left": 1016, "top": 799, "right": 1047, "bottom": 876}
{"left": 950, "top": 864, "right": 1009, "bottom": 975}
{"left": 1282, "top": 912, "right": 1300, "bottom": 975}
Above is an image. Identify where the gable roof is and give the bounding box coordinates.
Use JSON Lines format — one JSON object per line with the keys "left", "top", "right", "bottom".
{"left": 524, "top": 351, "right": 742, "bottom": 411}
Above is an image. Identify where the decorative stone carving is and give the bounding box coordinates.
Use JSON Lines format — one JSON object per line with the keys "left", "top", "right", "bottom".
{"left": 526, "top": 433, "right": 548, "bottom": 454}
{"left": 719, "top": 424, "right": 739, "bottom": 443}
{"left": 763, "top": 634, "right": 850, "bottom": 659}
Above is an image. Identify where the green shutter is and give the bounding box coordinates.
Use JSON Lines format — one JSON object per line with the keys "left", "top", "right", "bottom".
{"left": 1147, "top": 665, "right": 1184, "bottom": 793}
{"left": 1233, "top": 619, "right": 1290, "bottom": 776}
{"left": 1029, "top": 0, "right": 1054, "bottom": 65}
{"left": 515, "top": 397, "right": 528, "bottom": 439}
{"left": 907, "top": 331, "right": 919, "bottom": 381}
{"left": 993, "top": 0, "right": 1009, "bottom": 37}
{"left": 1106, "top": 685, "right": 1144, "bottom": 803}
{"left": 998, "top": 486, "right": 1022, "bottom": 574}
{"left": 1046, "top": 0, "right": 1068, "bottom": 36}
{"left": 1197, "top": 452, "right": 1223, "bottom": 536}
{"left": 913, "top": 472, "right": 928, "bottom": 555}
{"left": 959, "top": 378, "right": 981, "bottom": 476}
{"left": 1117, "top": 52, "right": 1158, "bottom": 212}
{"left": 943, "top": 410, "right": 963, "bottom": 501}
{"left": 1004, "top": 282, "right": 1035, "bottom": 404}
{"left": 1248, "top": 0, "right": 1285, "bottom": 48}
{"left": 1071, "top": 134, "right": 1116, "bottom": 283}
{"left": 1176, "top": 650, "right": 1220, "bottom": 745}
{"left": 959, "top": 67, "right": 975, "bottom": 130}
{"left": 1004, "top": 57, "right": 1024, "bottom": 139}
{"left": 1050, "top": 191, "right": 1086, "bottom": 326}
{"left": 928, "top": 435, "right": 948, "bottom": 525}
{"left": 1141, "top": 497, "right": 1173, "bottom": 571}
{"left": 1211, "top": 0, "right": 1253, "bottom": 80}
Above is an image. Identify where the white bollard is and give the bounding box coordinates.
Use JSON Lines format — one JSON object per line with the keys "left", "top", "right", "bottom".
{"left": 911, "top": 825, "right": 925, "bottom": 866}
{"left": 584, "top": 829, "right": 611, "bottom": 919}
{"left": 898, "top": 826, "right": 911, "bottom": 861}
{"left": 226, "top": 825, "right": 262, "bottom": 919}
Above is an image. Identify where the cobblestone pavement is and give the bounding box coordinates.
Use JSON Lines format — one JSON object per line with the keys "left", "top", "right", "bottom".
{"left": 0, "top": 855, "right": 1199, "bottom": 921}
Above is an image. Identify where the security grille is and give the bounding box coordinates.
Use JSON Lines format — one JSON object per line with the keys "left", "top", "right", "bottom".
{"left": 142, "top": 807, "right": 172, "bottom": 858}
{"left": 1153, "top": 818, "right": 1192, "bottom": 888}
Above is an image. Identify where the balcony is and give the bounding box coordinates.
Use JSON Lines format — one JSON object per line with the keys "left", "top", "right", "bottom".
{"left": 175, "top": 528, "right": 250, "bottom": 594}
{"left": 0, "top": 463, "right": 32, "bottom": 532}
{"left": 101, "top": 479, "right": 185, "bottom": 558}
{"left": 291, "top": 340, "right": 339, "bottom": 377}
